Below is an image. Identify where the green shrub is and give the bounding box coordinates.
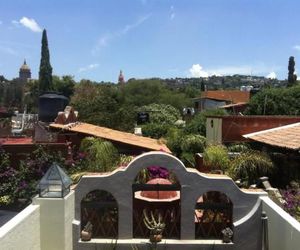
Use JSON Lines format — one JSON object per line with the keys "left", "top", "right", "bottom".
{"left": 230, "top": 150, "right": 274, "bottom": 186}
{"left": 80, "top": 137, "right": 119, "bottom": 172}
{"left": 141, "top": 123, "right": 170, "bottom": 139}
{"left": 203, "top": 145, "right": 230, "bottom": 172}
{"left": 181, "top": 134, "right": 206, "bottom": 153}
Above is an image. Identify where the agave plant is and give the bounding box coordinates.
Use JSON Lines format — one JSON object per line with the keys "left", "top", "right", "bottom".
{"left": 80, "top": 137, "right": 119, "bottom": 172}
{"left": 230, "top": 150, "right": 274, "bottom": 186}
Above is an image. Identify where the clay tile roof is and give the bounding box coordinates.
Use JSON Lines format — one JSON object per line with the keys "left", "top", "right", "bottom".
{"left": 200, "top": 90, "right": 250, "bottom": 104}
{"left": 243, "top": 122, "right": 300, "bottom": 150}
{"left": 50, "top": 122, "right": 171, "bottom": 153}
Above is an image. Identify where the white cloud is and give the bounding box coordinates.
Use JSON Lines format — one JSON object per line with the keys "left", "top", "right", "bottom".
{"left": 188, "top": 63, "right": 280, "bottom": 78}
{"left": 170, "top": 6, "right": 175, "bottom": 20}
{"left": 266, "top": 71, "right": 277, "bottom": 79}
{"left": 14, "top": 17, "right": 42, "bottom": 32}
{"left": 293, "top": 45, "right": 300, "bottom": 51}
{"left": 92, "top": 13, "right": 151, "bottom": 54}
{"left": 78, "top": 63, "right": 99, "bottom": 73}
{"left": 189, "top": 64, "right": 209, "bottom": 78}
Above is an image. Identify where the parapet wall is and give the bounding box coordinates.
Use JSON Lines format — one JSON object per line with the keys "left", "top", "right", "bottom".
{"left": 261, "top": 196, "right": 300, "bottom": 250}
{"left": 0, "top": 205, "right": 41, "bottom": 250}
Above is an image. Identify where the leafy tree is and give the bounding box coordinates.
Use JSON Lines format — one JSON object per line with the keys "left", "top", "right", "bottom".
{"left": 71, "top": 81, "right": 121, "bottom": 128}
{"left": 24, "top": 80, "right": 39, "bottom": 113}
{"left": 288, "top": 56, "right": 297, "bottom": 86}
{"left": 139, "top": 103, "right": 181, "bottom": 125}
{"left": 246, "top": 85, "right": 300, "bottom": 115}
{"left": 122, "top": 79, "right": 191, "bottom": 111}
{"left": 52, "top": 75, "right": 76, "bottom": 98}
{"left": 39, "top": 29, "right": 53, "bottom": 93}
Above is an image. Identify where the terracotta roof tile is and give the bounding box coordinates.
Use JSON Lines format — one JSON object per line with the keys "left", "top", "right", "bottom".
{"left": 243, "top": 122, "right": 300, "bottom": 150}
{"left": 50, "top": 122, "right": 171, "bottom": 153}
{"left": 200, "top": 90, "right": 250, "bottom": 103}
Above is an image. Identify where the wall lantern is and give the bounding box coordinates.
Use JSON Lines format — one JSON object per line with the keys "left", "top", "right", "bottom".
{"left": 38, "top": 163, "right": 72, "bottom": 198}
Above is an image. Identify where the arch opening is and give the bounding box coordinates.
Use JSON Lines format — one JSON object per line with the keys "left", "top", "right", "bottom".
{"left": 132, "top": 166, "right": 181, "bottom": 239}
{"left": 81, "top": 190, "right": 118, "bottom": 239}
{"left": 195, "top": 191, "right": 233, "bottom": 239}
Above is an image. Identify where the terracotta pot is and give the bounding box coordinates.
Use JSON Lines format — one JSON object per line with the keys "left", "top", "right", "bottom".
{"left": 81, "top": 230, "right": 92, "bottom": 241}
{"left": 150, "top": 234, "right": 162, "bottom": 243}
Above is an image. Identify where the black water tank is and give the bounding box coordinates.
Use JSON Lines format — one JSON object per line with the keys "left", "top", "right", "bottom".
{"left": 38, "top": 92, "right": 69, "bottom": 122}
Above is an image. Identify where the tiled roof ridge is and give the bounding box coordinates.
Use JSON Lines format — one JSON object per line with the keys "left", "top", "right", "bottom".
{"left": 244, "top": 122, "right": 300, "bottom": 138}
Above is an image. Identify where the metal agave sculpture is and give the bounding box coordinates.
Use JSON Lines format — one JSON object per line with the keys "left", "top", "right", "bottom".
{"left": 143, "top": 209, "right": 165, "bottom": 235}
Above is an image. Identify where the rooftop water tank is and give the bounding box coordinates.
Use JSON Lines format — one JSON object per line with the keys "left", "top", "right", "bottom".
{"left": 38, "top": 92, "right": 69, "bottom": 122}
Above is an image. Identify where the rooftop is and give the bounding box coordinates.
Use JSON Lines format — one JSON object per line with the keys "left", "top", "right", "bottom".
{"left": 243, "top": 122, "right": 300, "bottom": 150}
{"left": 50, "top": 122, "right": 171, "bottom": 153}
{"left": 198, "top": 90, "right": 250, "bottom": 103}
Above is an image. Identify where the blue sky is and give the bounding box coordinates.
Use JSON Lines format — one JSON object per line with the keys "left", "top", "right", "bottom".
{"left": 1, "top": 0, "right": 300, "bottom": 82}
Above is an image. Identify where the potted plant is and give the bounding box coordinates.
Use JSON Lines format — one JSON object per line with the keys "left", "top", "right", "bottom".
{"left": 81, "top": 221, "right": 93, "bottom": 241}
{"left": 143, "top": 209, "right": 165, "bottom": 243}
{"left": 221, "top": 227, "right": 233, "bottom": 243}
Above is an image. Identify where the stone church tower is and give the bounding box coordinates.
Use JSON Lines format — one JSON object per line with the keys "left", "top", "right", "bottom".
{"left": 118, "top": 70, "right": 125, "bottom": 84}
{"left": 19, "top": 59, "right": 31, "bottom": 83}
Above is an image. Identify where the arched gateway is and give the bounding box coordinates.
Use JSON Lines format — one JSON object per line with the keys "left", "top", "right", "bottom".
{"left": 73, "top": 151, "right": 266, "bottom": 250}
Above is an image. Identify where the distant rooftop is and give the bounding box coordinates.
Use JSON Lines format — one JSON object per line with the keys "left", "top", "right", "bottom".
{"left": 243, "top": 122, "right": 300, "bottom": 150}
{"left": 198, "top": 90, "right": 250, "bottom": 103}
{"left": 50, "top": 122, "right": 171, "bottom": 153}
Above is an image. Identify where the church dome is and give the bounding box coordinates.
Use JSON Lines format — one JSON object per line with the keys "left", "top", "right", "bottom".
{"left": 20, "top": 60, "right": 30, "bottom": 71}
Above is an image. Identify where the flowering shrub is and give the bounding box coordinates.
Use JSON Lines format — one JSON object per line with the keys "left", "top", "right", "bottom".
{"left": 147, "top": 166, "right": 169, "bottom": 179}
{"left": 0, "top": 145, "right": 69, "bottom": 206}
{"left": 0, "top": 148, "right": 18, "bottom": 205}
{"left": 281, "top": 186, "right": 300, "bottom": 222}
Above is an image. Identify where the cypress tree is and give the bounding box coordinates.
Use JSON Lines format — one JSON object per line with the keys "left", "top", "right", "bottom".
{"left": 288, "top": 56, "right": 297, "bottom": 86}
{"left": 39, "top": 29, "right": 53, "bottom": 93}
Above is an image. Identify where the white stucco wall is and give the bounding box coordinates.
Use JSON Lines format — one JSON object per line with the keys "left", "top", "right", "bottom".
{"left": 33, "top": 190, "right": 74, "bottom": 250}
{"left": 261, "top": 196, "right": 300, "bottom": 250}
{"left": 206, "top": 117, "right": 222, "bottom": 144}
{"left": 0, "top": 205, "right": 40, "bottom": 250}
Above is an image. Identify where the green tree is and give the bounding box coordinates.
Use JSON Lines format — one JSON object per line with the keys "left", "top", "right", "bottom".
{"left": 52, "top": 75, "right": 76, "bottom": 98}
{"left": 246, "top": 85, "right": 300, "bottom": 115}
{"left": 71, "top": 80, "right": 123, "bottom": 128}
{"left": 39, "top": 29, "right": 53, "bottom": 93}
{"left": 24, "top": 80, "right": 39, "bottom": 113}
{"left": 139, "top": 103, "right": 181, "bottom": 125}
{"left": 122, "top": 79, "right": 191, "bottom": 111}
{"left": 288, "top": 56, "right": 297, "bottom": 86}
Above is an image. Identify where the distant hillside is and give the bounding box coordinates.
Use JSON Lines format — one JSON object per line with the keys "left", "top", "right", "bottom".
{"left": 161, "top": 75, "right": 286, "bottom": 90}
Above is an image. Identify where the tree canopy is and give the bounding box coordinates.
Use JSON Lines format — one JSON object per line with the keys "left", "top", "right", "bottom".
{"left": 39, "top": 29, "right": 53, "bottom": 93}
{"left": 246, "top": 85, "right": 300, "bottom": 115}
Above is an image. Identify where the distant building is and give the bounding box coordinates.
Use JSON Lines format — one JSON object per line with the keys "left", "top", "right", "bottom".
{"left": 118, "top": 70, "right": 125, "bottom": 84}
{"left": 193, "top": 90, "right": 250, "bottom": 113}
{"left": 18, "top": 59, "right": 31, "bottom": 84}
